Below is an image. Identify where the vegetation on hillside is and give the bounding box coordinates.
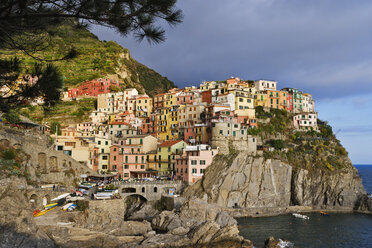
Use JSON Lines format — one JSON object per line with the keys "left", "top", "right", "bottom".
{"left": 0, "top": 145, "right": 30, "bottom": 180}
{"left": 19, "top": 98, "right": 96, "bottom": 125}
{"left": 253, "top": 106, "right": 351, "bottom": 172}
{"left": 0, "top": 24, "right": 176, "bottom": 96}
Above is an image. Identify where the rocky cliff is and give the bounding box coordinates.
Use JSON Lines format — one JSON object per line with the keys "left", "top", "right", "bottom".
{"left": 0, "top": 179, "right": 251, "bottom": 248}
{"left": 184, "top": 109, "right": 367, "bottom": 213}
{"left": 184, "top": 151, "right": 366, "bottom": 213}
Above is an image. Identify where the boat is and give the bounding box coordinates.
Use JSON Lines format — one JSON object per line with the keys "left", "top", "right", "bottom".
{"left": 33, "top": 206, "right": 57, "bottom": 217}
{"left": 44, "top": 203, "right": 58, "bottom": 209}
{"left": 62, "top": 203, "right": 74, "bottom": 211}
{"left": 66, "top": 203, "right": 77, "bottom": 211}
{"left": 320, "top": 211, "right": 329, "bottom": 216}
{"left": 292, "top": 213, "right": 310, "bottom": 220}
{"left": 51, "top": 193, "right": 71, "bottom": 202}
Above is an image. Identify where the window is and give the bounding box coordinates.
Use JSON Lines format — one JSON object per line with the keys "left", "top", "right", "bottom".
{"left": 191, "top": 160, "right": 197, "bottom": 165}
{"left": 200, "top": 160, "right": 206, "bottom": 165}
{"left": 98, "top": 141, "right": 101, "bottom": 145}
{"left": 114, "top": 156, "right": 116, "bottom": 161}
{"left": 141, "top": 165, "right": 145, "bottom": 169}
{"left": 219, "top": 130, "right": 223, "bottom": 135}
{"left": 102, "top": 165, "right": 107, "bottom": 169}
{"left": 101, "top": 149, "right": 104, "bottom": 153}
{"left": 105, "top": 141, "right": 108, "bottom": 145}
{"left": 125, "top": 156, "right": 128, "bottom": 163}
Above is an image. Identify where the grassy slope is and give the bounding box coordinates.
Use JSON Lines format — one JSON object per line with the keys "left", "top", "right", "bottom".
{"left": 19, "top": 98, "right": 96, "bottom": 125}
{"left": 0, "top": 24, "right": 175, "bottom": 96}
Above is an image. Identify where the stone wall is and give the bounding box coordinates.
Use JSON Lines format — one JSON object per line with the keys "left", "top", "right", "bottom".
{"left": 119, "top": 181, "right": 183, "bottom": 202}
{"left": 0, "top": 125, "right": 94, "bottom": 186}
{"left": 211, "top": 136, "right": 257, "bottom": 155}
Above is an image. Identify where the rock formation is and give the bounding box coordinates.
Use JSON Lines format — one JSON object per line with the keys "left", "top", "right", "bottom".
{"left": 184, "top": 152, "right": 366, "bottom": 212}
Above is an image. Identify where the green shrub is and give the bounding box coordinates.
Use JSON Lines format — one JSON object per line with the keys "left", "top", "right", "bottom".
{"left": 4, "top": 111, "right": 21, "bottom": 124}
{"left": 268, "top": 139, "right": 286, "bottom": 150}
{"left": 1, "top": 148, "right": 16, "bottom": 160}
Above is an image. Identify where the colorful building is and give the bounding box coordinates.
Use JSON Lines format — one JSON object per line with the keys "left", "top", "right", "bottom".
{"left": 156, "top": 140, "right": 187, "bottom": 176}
{"left": 175, "top": 145, "right": 218, "bottom": 184}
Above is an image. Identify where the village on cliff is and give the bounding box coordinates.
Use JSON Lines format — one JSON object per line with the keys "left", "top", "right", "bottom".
{"left": 47, "top": 77, "right": 319, "bottom": 184}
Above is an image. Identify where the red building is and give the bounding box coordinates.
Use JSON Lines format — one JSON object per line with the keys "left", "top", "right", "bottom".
{"left": 201, "top": 90, "right": 212, "bottom": 104}
{"left": 110, "top": 144, "right": 123, "bottom": 178}
{"left": 68, "top": 78, "right": 120, "bottom": 98}
{"left": 138, "top": 113, "right": 157, "bottom": 136}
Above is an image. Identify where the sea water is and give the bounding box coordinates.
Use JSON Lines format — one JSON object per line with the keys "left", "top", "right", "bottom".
{"left": 238, "top": 165, "right": 372, "bottom": 248}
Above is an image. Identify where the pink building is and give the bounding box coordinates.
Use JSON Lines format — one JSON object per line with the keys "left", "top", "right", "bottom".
{"left": 175, "top": 145, "right": 218, "bottom": 184}
{"left": 175, "top": 92, "right": 196, "bottom": 105}
{"left": 111, "top": 135, "right": 157, "bottom": 179}
{"left": 110, "top": 144, "right": 123, "bottom": 178}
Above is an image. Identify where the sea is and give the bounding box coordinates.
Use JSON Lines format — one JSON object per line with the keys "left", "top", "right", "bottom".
{"left": 238, "top": 164, "right": 372, "bottom": 248}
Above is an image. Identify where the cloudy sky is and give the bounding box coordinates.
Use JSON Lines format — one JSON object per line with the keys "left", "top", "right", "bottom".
{"left": 93, "top": 0, "right": 372, "bottom": 164}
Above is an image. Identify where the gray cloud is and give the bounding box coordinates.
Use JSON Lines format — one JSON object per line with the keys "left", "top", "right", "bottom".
{"left": 92, "top": 0, "right": 372, "bottom": 100}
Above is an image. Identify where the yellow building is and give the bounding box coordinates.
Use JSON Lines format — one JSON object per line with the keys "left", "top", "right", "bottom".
{"left": 95, "top": 137, "right": 112, "bottom": 172}
{"left": 254, "top": 91, "right": 268, "bottom": 107}
{"left": 164, "top": 93, "right": 177, "bottom": 108}
{"left": 135, "top": 95, "right": 153, "bottom": 117}
{"left": 157, "top": 106, "right": 179, "bottom": 141}
{"left": 108, "top": 114, "right": 116, "bottom": 124}
{"left": 156, "top": 140, "right": 187, "bottom": 176}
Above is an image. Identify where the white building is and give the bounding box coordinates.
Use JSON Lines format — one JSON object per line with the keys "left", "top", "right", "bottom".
{"left": 302, "top": 93, "right": 315, "bottom": 113}
{"left": 293, "top": 112, "right": 318, "bottom": 131}
{"left": 254, "top": 80, "right": 277, "bottom": 91}
{"left": 212, "top": 93, "right": 235, "bottom": 111}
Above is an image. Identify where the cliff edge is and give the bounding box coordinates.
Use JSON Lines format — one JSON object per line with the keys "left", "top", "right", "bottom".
{"left": 184, "top": 108, "right": 367, "bottom": 214}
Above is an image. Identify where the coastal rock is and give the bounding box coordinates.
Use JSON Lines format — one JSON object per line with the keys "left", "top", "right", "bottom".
{"left": 185, "top": 154, "right": 292, "bottom": 208}
{"left": 110, "top": 220, "right": 152, "bottom": 236}
{"left": 185, "top": 152, "right": 366, "bottom": 211}
{"left": 264, "top": 237, "right": 294, "bottom": 248}
{"left": 151, "top": 211, "right": 182, "bottom": 232}
{"left": 291, "top": 168, "right": 365, "bottom": 209}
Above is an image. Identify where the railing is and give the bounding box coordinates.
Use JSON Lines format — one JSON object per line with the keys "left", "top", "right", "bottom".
{"left": 118, "top": 180, "right": 182, "bottom": 186}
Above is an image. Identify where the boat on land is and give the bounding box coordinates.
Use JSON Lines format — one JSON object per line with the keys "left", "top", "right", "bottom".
{"left": 62, "top": 203, "right": 77, "bottom": 211}
{"left": 33, "top": 206, "right": 58, "bottom": 217}
{"left": 44, "top": 203, "right": 58, "bottom": 209}
{"left": 51, "top": 193, "right": 71, "bottom": 202}
{"left": 292, "top": 213, "right": 310, "bottom": 220}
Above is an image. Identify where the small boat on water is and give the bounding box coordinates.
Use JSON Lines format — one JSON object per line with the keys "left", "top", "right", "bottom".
{"left": 320, "top": 211, "right": 329, "bottom": 216}
{"left": 292, "top": 213, "right": 310, "bottom": 220}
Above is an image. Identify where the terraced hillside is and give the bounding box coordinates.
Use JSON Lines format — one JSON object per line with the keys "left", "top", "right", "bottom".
{"left": 0, "top": 23, "right": 175, "bottom": 96}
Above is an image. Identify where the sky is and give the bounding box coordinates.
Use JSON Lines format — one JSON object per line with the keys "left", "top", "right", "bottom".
{"left": 92, "top": 0, "right": 372, "bottom": 164}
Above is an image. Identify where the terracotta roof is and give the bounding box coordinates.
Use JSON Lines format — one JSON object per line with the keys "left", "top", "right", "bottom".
{"left": 159, "top": 140, "right": 183, "bottom": 147}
